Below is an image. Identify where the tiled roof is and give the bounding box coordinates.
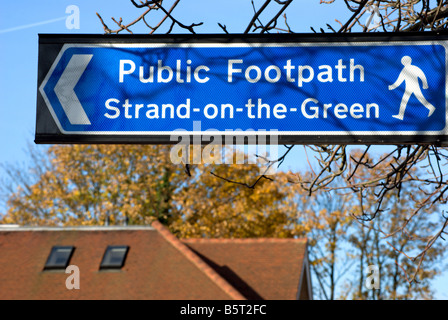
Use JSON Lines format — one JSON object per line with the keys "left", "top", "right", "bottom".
{"left": 0, "top": 222, "right": 310, "bottom": 300}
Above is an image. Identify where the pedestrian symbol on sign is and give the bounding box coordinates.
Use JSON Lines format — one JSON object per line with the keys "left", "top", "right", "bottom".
{"left": 389, "top": 56, "right": 436, "bottom": 120}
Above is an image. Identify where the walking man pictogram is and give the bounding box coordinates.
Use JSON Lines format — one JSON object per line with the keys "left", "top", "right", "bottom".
{"left": 389, "top": 56, "right": 435, "bottom": 120}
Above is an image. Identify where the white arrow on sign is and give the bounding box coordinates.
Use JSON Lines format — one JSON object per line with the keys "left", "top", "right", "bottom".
{"left": 53, "top": 54, "right": 93, "bottom": 125}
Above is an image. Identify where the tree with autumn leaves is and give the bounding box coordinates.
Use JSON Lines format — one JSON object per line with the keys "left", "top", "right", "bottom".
{"left": 1, "top": 145, "right": 181, "bottom": 226}
{"left": 1, "top": 145, "right": 299, "bottom": 237}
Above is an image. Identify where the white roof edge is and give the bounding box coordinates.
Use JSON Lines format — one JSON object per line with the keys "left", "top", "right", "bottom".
{"left": 0, "top": 225, "right": 155, "bottom": 232}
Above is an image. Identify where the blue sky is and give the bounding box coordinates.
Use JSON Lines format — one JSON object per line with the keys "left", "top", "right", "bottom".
{"left": 0, "top": 0, "right": 446, "bottom": 299}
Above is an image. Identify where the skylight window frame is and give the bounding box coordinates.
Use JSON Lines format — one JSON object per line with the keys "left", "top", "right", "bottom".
{"left": 43, "top": 246, "right": 75, "bottom": 270}
{"left": 99, "top": 245, "right": 129, "bottom": 270}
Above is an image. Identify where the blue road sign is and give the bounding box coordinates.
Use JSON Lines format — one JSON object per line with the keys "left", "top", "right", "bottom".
{"left": 36, "top": 34, "right": 448, "bottom": 144}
